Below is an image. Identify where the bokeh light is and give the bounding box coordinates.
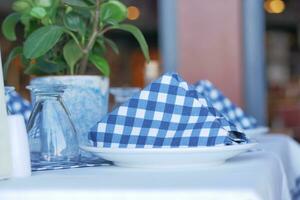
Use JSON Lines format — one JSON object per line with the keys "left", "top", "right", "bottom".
{"left": 127, "top": 6, "right": 140, "bottom": 20}
{"left": 264, "top": 0, "right": 285, "bottom": 14}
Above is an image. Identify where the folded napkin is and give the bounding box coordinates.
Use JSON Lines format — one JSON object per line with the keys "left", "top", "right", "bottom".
{"left": 6, "top": 90, "right": 32, "bottom": 122}
{"left": 194, "top": 80, "right": 258, "bottom": 130}
{"left": 89, "top": 73, "right": 247, "bottom": 148}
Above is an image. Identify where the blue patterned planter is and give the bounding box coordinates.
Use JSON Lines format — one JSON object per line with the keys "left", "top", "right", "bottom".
{"left": 30, "top": 76, "right": 109, "bottom": 147}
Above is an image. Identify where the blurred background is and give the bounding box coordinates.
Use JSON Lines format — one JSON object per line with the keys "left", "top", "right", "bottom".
{"left": 1, "top": 0, "right": 300, "bottom": 140}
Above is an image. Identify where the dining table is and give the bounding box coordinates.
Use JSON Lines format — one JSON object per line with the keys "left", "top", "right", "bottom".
{"left": 0, "top": 133, "right": 299, "bottom": 200}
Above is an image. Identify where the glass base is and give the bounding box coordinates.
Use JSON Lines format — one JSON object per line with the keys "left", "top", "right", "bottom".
{"left": 31, "top": 152, "right": 80, "bottom": 165}
{"left": 31, "top": 153, "right": 112, "bottom": 171}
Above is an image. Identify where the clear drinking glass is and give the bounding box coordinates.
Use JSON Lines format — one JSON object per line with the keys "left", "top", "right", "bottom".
{"left": 27, "top": 84, "right": 80, "bottom": 164}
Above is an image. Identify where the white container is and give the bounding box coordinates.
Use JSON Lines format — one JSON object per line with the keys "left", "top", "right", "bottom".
{"left": 0, "top": 53, "right": 12, "bottom": 180}
{"left": 8, "top": 115, "right": 31, "bottom": 178}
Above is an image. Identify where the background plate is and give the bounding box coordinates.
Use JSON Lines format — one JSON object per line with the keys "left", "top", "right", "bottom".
{"left": 244, "top": 126, "right": 269, "bottom": 138}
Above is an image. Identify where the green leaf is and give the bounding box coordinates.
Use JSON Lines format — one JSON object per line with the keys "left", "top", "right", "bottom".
{"left": 12, "top": 1, "right": 31, "bottom": 12}
{"left": 89, "top": 54, "right": 110, "bottom": 76}
{"left": 104, "top": 37, "right": 119, "bottom": 54}
{"left": 46, "top": 0, "right": 60, "bottom": 19}
{"left": 24, "top": 25, "right": 64, "bottom": 59}
{"left": 63, "top": 0, "right": 89, "bottom": 8}
{"left": 1, "top": 13, "right": 21, "bottom": 41}
{"left": 30, "top": 7, "right": 47, "bottom": 19}
{"left": 111, "top": 24, "right": 150, "bottom": 62}
{"left": 25, "top": 58, "right": 66, "bottom": 75}
{"left": 100, "top": 1, "right": 127, "bottom": 24}
{"left": 20, "top": 14, "right": 31, "bottom": 33}
{"left": 24, "top": 63, "right": 47, "bottom": 75}
{"left": 63, "top": 12, "right": 86, "bottom": 35}
{"left": 3, "top": 47, "right": 23, "bottom": 80}
{"left": 84, "top": 0, "right": 95, "bottom": 4}
{"left": 63, "top": 40, "right": 83, "bottom": 74}
{"left": 35, "top": 0, "right": 52, "bottom": 7}
{"left": 71, "top": 6, "right": 91, "bottom": 19}
{"left": 95, "top": 38, "right": 106, "bottom": 54}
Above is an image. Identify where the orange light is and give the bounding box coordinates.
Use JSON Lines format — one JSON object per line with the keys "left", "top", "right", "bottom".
{"left": 127, "top": 6, "right": 140, "bottom": 20}
{"left": 264, "top": 0, "right": 285, "bottom": 14}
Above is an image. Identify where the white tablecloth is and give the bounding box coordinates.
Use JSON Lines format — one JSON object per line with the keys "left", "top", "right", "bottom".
{"left": 0, "top": 134, "right": 298, "bottom": 200}
{"left": 257, "top": 134, "right": 300, "bottom": 199}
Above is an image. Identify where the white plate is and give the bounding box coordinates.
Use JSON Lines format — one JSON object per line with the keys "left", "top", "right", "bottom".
{"left": 244, "top": 126, "right": 269, "bottom": 138}
{"left": 80, "top": 143, "right": 257, "bottom": 168}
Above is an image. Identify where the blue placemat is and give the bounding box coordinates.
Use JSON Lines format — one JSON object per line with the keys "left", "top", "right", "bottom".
{"left": 31, "top": 158, "right": 113, "bottom": 171}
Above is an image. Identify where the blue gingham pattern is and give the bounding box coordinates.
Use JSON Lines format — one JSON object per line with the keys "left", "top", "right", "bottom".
{"left": 194, "top": 80, "right": 258, "bottom": 130}
{"left": 31, "top": 158, "right": 112, "bottom": 172}
{"left": 89, "top": 73, "right": 247, "bottom": 148}
{"left": 6, "top": 90, "right": 32, "bottom": 122}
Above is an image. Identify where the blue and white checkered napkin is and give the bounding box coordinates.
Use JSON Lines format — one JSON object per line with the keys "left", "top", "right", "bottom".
{"left": 89, "top": 73, "right": 247, "bottom": 148}
{"left": 194, "top": 80, "right": 258, "bottom": 130}
{"left": 6, "top": 90, "right": 32, "bottom": 122}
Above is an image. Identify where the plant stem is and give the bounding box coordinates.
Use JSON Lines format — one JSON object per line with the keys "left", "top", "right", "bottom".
{"left": 98, "top": 26, "right": 112, "bottom": 36}
{"left": 78, "top": 0, "right": 101, "bottom": 74}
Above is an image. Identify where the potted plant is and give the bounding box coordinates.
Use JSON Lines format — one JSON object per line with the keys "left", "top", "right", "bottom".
{"left": 1, "top": 0, "right": 150, "bottom": 145}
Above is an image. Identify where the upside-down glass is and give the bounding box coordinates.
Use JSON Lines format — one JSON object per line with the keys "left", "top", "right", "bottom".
{"left": 27, "top": 85, "right": 80, "bottom": 164}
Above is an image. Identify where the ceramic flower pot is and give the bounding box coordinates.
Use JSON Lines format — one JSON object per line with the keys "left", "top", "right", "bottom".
{"left": 30, "top": 76, "right": 109, "bottom": 146}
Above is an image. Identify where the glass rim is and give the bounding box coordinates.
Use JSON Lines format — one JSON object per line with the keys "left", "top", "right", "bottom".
{"left": 26, "top": 84, "right": 68, "bottom": 93}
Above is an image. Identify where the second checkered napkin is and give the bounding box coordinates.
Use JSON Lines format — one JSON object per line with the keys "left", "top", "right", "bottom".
{"left": 89, "top": 73, "right": 247, "bottom": 148}
{"left": 194, "top": 80, "right": 258, "bottom": 130}
{"left": 6, "top": 89, "right": 32, "bottom": 123}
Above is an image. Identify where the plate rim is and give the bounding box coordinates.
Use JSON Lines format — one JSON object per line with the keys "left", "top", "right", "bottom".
{"left": 244, "top": 126, "right": 269, "bottom": 132}
{"left": 80, "top": 142, "right": 258, "bottom": 154}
